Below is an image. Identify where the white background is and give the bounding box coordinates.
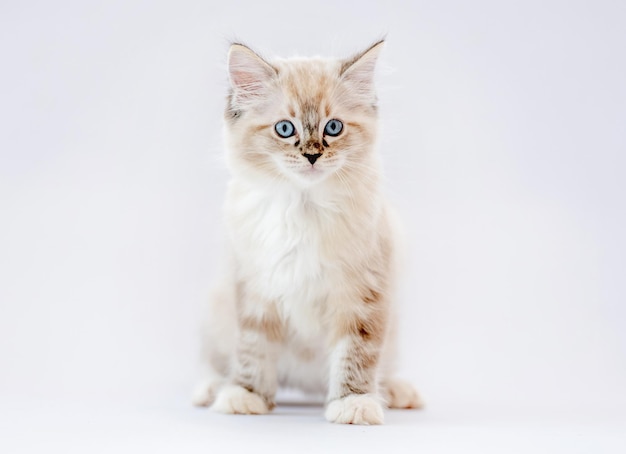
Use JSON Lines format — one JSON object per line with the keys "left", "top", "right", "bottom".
{"left": 1, "top": 0, "right": 625, "bottom": 452}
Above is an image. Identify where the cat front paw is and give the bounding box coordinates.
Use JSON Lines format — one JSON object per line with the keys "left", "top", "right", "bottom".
{"left": 211, "top": 385, "right": 271, "bottom": 415}
{"left": 191, "top": 378, "right": 223, "bottom": 407}
{"left": 325, "top": 394, "right": 384, "bottom": 425}
{"left": 384, "top": 378, "right": 424, "bottom": 409}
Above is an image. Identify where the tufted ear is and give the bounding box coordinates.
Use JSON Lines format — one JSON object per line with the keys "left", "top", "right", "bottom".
{"left": 340, "top": 40, "right": 384, "bottom": 98}
{"left": 228, "top": 43, "right": 277, "bottom": 106}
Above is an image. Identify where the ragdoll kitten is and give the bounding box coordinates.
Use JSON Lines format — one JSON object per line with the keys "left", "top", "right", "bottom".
{"left": 193, "top": 40, "right": 422, "bottom": 425}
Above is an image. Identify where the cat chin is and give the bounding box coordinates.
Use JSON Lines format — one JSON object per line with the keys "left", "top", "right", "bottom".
{"left": 277, "top": 165, "right": 334, "bottom": 186}
{"left": 291, "top": 168, "right": 334, "bottom": 186}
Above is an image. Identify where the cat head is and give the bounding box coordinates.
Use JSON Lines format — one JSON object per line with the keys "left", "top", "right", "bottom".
{"left": 223, "top": 41, "right": 384, "bottom": 187}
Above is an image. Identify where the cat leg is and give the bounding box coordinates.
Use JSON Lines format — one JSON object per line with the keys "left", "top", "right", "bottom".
{"left": 192, "top": 363, "right": 228, "bottom": 407}
{"left": 324, "top": 293, "right": 387, "bottom": 425}
{"left": 212, "top": 330, "right": 279, "bottom": 414}
{"left": 192, "top": 282, "right": 236, "bottom": 407}
{"left": 325, "top": 336, "right": 385, "bottom": 425}
{"left": 377, "top": 315, "right": 424, "bottom": 409}
{"left": 211, "top": 300, "right": 282, "bottom": 415}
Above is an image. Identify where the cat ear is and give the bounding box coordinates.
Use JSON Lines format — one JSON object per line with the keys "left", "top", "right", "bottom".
{"left": 340, "top": 40, "right": 384, "bottom": 99}
{"left": 228, "top": 43, "right": 277, "bottom": 105}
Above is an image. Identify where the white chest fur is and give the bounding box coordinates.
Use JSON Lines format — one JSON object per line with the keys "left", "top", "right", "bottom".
{"left": 226, "top": 180, "right": 338, "bottom": 337}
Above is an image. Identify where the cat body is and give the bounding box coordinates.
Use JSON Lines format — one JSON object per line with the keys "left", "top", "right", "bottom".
{"left": 193, "top": 41, "right": 421, "bottom": 424}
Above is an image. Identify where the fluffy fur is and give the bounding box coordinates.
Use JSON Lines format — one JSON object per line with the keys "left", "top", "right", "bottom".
{"left": 193, "top": 41, "right": 422, "bottom": 425}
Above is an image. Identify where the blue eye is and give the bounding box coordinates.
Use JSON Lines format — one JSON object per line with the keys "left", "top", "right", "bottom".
{"left": 275, "top": 120, "right": 295, "bottom": 138}
{"left": 324, "top": 119, "right": 343, "bottom": 137}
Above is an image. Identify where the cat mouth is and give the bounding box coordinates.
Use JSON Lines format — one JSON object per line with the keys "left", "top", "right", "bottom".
{"left": 297, "top": 165, "right": 327, "bottom": 179}
{"left": 300, "top": 165, "right": 323, "bottom": 173}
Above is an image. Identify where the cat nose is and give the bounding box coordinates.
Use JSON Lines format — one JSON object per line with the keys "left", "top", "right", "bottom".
{"left": 303, "top": 153, "right": 322, "bottom": 165}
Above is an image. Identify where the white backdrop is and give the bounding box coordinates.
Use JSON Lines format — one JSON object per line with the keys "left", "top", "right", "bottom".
{"left": 1, "top": 0, "right": 625, "bottom": 452}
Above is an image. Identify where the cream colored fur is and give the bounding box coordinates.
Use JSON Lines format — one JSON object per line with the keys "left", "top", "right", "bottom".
{"left": 193, "top": 41, "right": 422, "bottom": 425}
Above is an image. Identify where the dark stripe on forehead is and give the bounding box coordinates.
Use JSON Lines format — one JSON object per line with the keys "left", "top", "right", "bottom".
{"left": 301, "top": 99, "right": 320, "bottom": 135}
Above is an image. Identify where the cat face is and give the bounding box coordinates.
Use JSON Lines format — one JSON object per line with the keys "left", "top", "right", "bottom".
{"left": 224, "top": 42, "right": 383, "bottom": 187}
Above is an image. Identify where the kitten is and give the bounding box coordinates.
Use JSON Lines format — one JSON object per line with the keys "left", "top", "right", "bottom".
{"left": 193, "top": 40, "right": 422, "bottom": 425}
